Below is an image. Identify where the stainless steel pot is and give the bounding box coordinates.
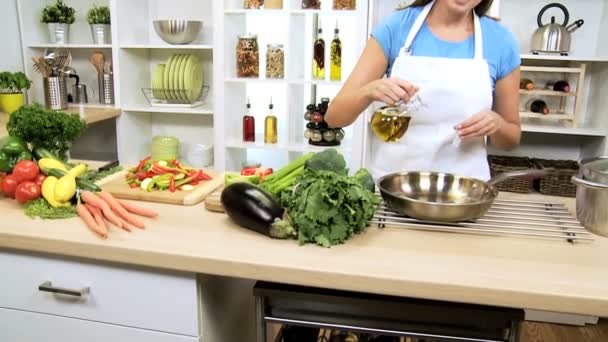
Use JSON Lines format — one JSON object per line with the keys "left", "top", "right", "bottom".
{"left": 572, "top": 157, "right": 608, "bottom": 237}
{"left": 377, "top": 169, "right": 551, "bottom": 223}
{"left": 530, "top": 3, "right": 584, "bottom": 55}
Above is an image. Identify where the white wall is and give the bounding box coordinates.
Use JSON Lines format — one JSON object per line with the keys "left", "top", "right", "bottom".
{"left": 0, "top": 0, "right": 24, "bottom": 72}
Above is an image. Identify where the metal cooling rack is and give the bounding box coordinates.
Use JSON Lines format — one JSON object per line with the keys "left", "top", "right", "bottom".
{"left": 370, "top": 198, "right": 594, "bottom": 244}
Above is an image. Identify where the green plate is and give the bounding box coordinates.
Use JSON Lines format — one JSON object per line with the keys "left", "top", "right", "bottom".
{"left": 177, "top": 54, "right": 190, "bottom": 101}
{"left": 152, "top": 64, "right": 165, "bottom": 100}
{"left": 163, "top": 55, "right": 176, "bottom": 101}
{"left": 173, "top": 54, "right": 187, "bottom": 102}
{"left": 168, "top": 54, "right": 181, "bottom": 101}
{"left": 183, "top": 54, "right": 203, "bottom": 102}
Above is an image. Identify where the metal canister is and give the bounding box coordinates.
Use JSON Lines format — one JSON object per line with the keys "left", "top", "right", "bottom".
{"left": 98, "top": 73, "right": 114, "bottom": 104}
{"left": 43, "top": 76, "right": 68, "bottom": 110}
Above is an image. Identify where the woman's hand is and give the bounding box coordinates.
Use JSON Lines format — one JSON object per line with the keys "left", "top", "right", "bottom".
{"left": 362, "top": 77, "right": 418, "bottom": 105}
{"left": 456, "top": 111, "right": 505, "bottom": 139}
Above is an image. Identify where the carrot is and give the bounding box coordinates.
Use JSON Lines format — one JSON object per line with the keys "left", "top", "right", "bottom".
{"left": 118, "top": 200, "right": 159, "bottom": 218}
{"left": 77, "top": 204, "right": 108, "bottom": 239}
{"left": 113, "top": 209, "right": 135, "bottom": 232}
{"left": 81, "top": 191, "right": 125, "bottom": 231}
{"left": 99, "top": 191, "right": 145, "bottom": 229}
{"left": 85, "top": 203, "right": 107, "bottom": 233}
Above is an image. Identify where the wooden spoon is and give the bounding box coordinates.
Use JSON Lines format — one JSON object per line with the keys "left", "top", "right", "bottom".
{"left": 89, "top": 51, "right": 105, "bottom": 75}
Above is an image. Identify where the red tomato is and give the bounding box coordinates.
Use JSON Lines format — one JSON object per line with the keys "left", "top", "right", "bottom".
{"left": 34, "top": 174, "right": 47, "bottom": 188}
{"left": 15, "top": 181, "right": 42, "bottom": 204}
{"left": 12, "top": 160, "right": 40, "bottom": 183}
{"left": 1, "top": 175, "right": 20, "bottom": 198}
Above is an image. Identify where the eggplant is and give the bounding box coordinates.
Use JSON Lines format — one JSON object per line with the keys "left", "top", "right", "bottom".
{"left": 220, "top": 182, "right": 296, "bottom": 239}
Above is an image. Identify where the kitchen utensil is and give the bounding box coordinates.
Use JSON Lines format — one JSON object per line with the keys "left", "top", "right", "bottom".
{"left": 99, "top": 72, "right": 115, "bottom": 104}
{"left": 32, "top": 57, "right": 52, "bottom": 77}
{"left": 571, "top": 157, "right": 608, "bottom": 237}
{"left": 43, "top": 76, "right": 68, "bottom": 110}
{"left": 89, "top": 51, "right": 106, "bottom": 75}
{"left": 377, "top": 168, "right": 552, "bottom": 222}
{"left": 96, "top": 168, "right": 224, "bottom": 206}
{"left": 530, "top": 3, "right": 584, "bottom": 55}
{"left": 44, "top": 48, "right": 72, "bottom": 75}
{"left": 153, "top": 20, "right": 202, "bottom": 45}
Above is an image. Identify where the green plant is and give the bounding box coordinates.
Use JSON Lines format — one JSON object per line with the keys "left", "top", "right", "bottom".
{"left": 87, "top": 5, "right": 111, "bottom": 25}
{"left": 41, "top": 0, "right": 76, "bottom": 24}
{"left": 7, "top": 103, "right": 87, "bottom": 158}
{"left": 0, "top": 72, "right": 32, "bottom": 94}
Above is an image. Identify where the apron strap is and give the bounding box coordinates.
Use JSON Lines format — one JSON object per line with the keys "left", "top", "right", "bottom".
{"left": 399, "top": 0, "right": 484, "bottom": 60}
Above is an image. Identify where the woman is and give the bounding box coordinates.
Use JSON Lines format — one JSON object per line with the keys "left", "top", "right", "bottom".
{"left": 325, "top": 0, "right": 521, "bottom": 181}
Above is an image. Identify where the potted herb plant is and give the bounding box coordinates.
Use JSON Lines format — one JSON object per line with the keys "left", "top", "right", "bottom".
{"left": 87, "top": 5, "right": 111, "bottom": 45}
{"left": 41, "top": 0, "right": 76, "bottom": 44}
{"left": 0, "top": 72, "right": 32, "bottom": 114}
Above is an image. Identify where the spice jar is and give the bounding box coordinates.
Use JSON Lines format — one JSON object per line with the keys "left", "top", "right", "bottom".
{"left": 335, "top": 129, "right": 345, "bottom": 142}
{"left": 302, "top": 0, "right": 321, "bottom": 9}
{"left": 311, "top": 130, "right": 323, "bottom": 142}
{"left": 264, "top": 0, "right": 283, "bottom": 9}
{"left": 333, "top": 0, "right": 355, "bottom": 10}
{"left": 323, "top": 130, "right": 336, "bottom": 142}
{"left": 237, "top": 34, "right": 260, "bottom": 78}
{"left": 304, "top": 104, "right": 314, "bottom": 121}
{"left": 266, "top": 44, "right": 285, "bottom": 79}
{"left": 243, "top": 0, "right": 264, "bottom": 9}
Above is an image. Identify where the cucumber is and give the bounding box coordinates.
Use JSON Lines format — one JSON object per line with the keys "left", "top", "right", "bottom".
{"left": 33, "top": 148, "right": 71, "bottom": 169}
{"left": 47, "top": 168, "right": 102, "bottom": 192}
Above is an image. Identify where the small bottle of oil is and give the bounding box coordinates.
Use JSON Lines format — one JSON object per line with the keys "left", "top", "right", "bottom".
{"left": 313, "top": 22, "right": 325, "bottom": 80}
{"left": 242, "top": 98, "right": 255, "bottom": 142}
{"left": 264, "top": 98, "right": 278, "bottom": 144}
{"left": 330, "top": 21, "right": 342, "bottom": 82}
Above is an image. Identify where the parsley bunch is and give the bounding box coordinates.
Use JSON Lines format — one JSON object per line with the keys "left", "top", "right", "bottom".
{"left": 7, "top": 103, "right": 87, "bottom": 159}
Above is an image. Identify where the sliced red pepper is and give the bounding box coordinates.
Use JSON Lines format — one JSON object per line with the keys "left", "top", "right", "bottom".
{"left": 257, "top": 168, "right": 273, "bottom": 177}
{"left": 241, "top": 167, "right": 257, "bottom": 176}
{"left": 190, "top": 181, "right": 199, "bottom": 186}
{"left": 169, "top": 176, "right": 176, "bottom": 193}
{"left": 196, "top": 171, "right": 212, "bottom": 181}
{"left": 129, "top": 183, "right": 138, "bottom": 189}
{"left": 136, "top": 156, "right": 152, "bottom": 173}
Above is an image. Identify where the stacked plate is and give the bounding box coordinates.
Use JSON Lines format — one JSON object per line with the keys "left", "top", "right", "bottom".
{"left": 152, "top": 53, "right": 203, "bottom": 103}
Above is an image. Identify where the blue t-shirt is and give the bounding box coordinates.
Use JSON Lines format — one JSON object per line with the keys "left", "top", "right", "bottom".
{"left": 371, "top": 6, "right": 521, "bottom": 91}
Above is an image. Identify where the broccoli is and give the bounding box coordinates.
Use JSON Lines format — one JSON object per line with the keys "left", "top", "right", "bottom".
{"left": 354, "top": 168, "right": 375, "bottom": 193}
{"left": 304, "top": 148, "right": 347, "bottom": 175}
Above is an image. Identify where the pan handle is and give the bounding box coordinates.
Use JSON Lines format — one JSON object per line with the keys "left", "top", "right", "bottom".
{"left": 487, "top": 168, "right": 554, "bottom": 187}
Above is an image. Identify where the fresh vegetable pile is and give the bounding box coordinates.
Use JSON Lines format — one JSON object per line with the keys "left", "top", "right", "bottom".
{"left": 221, "top": 149, "right": 380, "bottom": 247}
{"left": 0, "top": 136, "right": 33, "bottom": 173}
{"left": 126, "top": 156, "right": 213, "bottom": 192}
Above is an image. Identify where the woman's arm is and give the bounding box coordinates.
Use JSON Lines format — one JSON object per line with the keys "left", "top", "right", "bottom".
{"left": 325, "top": 38, "right": 417, "bottom": 128}
{"left": 456, "top": 67, "right": 522, "bottom": 150}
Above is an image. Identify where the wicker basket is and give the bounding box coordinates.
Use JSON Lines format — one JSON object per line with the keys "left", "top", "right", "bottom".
{"left": 487, "top": 155, "right": 537, "bottom": 194}
{"left": 532, "top": 158, "right": 579, "bottom": 197}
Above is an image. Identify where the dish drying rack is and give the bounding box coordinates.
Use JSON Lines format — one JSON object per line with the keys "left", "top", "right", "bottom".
{"left": 141, "top": 85, "right": 209, "bottom": 108}
{"left": 370, "top": 197, "right": 594, "bottom": 244}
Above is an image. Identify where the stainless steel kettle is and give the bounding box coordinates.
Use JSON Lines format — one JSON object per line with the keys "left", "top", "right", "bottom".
{"left": 530, "top": 3, "right": 584, "bottom": 56}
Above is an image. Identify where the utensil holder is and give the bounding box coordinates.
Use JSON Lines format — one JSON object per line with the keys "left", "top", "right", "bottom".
{"left": 43, "top": 76, "right": 68, "bottom": 110}
{"left": 98, "top": 73, "right": 114, "bottom": 105}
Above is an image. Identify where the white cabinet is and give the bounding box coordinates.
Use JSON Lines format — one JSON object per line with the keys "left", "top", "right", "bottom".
{"left": 0, "top": 307, "right": 198, "bottom": 342}
{"left": 0, "top": 250, "right": 201, "bottom": 339}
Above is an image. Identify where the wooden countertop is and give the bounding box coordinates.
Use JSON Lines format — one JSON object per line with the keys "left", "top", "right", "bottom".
{"left": 1, "top": 192, "right": 607, "bottom": 318}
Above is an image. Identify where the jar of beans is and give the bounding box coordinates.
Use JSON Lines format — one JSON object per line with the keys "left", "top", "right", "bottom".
{"left": 266, "top": 44, "right": 285, "bottom": 79}
{"left": 302, "top": 0, "right": 321, "bottom": 9}
{"left": 333, "top": 0, "right": 355, "bottom": 10}
{"left": 243, "top": 0, "right": 263, "bottom": 9}
{"left": 237, "top": 34, "right": 260, "bottom": 78}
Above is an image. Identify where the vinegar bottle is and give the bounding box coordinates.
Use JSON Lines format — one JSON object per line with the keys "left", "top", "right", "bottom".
{"left": 242, "top": 98, "right": 255, "bottom": 142}
{"left": 330, "top": 21, "right": 342, "bottom": 82}
{"left": 313, "top": 24, "right": 325, "bottom": 80}
{"left": 264, "top": 98, "right": 278, "bottom": 144}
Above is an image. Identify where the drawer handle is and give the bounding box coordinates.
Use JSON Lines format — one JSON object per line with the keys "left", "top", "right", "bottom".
{"left": 38, "top": 281, "right": 90, "bottom": 298}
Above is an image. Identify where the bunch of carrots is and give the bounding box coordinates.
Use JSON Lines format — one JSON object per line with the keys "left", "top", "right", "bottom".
{"left": 77, "top": 191, "right": 159, "bottom": 239}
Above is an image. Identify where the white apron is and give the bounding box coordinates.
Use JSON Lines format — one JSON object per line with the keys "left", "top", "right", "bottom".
{"left": 369, "top": 0, "right": 493, "bottom": 181}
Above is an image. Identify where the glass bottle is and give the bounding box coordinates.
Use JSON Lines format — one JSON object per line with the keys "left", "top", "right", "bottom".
{"left": 237, "top": 34, "right": 260, "bottom": 78}
{"left": 266, "top": 44, "right": 285, "bottom": 79}
{"left": 330, "top": 22, "right": 342, "bottom": 82}
{"left": 264, "top": 97, "right": 278, "bottom": 144}
{"left": 313, "top": 24, "right": 325, "bottom": 80}
{"left": 242, "top": 98, "right": 255, "bottom": 142}
{"left": 304, "top": 104, "right": 314, "bottom": 121}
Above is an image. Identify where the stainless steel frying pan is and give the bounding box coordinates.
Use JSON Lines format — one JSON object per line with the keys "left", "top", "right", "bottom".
{"left": 377, "top": 169, "right": 552, "bottom": 222}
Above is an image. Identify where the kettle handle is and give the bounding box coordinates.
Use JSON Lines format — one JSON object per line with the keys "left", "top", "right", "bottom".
{"left": 537, "top": 3, "right": 569, "bottom": 28}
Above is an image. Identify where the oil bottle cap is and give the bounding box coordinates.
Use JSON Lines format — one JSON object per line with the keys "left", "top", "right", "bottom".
{"left": 246, "top": 97, "right": 251, "bottom": 109}
{"left": 269, "top": 97, "right": 273, "bottom": 110}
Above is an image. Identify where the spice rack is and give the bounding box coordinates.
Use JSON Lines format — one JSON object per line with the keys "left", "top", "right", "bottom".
{"left": 518, "top": 63, "right": 587, "bottom": 128}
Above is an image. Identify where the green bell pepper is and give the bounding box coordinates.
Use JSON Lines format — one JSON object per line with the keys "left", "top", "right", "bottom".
{"left": 0, "top": 136, "right": 32, "bottom": 173}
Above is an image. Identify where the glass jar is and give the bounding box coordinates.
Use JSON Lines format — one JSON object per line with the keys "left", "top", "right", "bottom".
{"left": 266, "top": 44, "right": 285, "bottom": 79}
{"left": 151, "top": 136, "right": 180, "bottom": 161}
{"left": 237, "top": 34, "right": 260, "bottom": 78}
{"left": 304, "top": 104, "right": 314, "bottom": 121}
{"left": 311, "top": 130, "right": 323, "bottom": 142}
{"left": 323, "top": 130, "right": 336, "bottom": 142}
{"left": 302, "top": 0, "right": 321, "bottom": 9}
{"left": 264, "top": 0, "right": 283, "bottom": 9}
{"left": 333, "top": 0, "right": 356, "bottom": 10}
{"left": 335, "top": 129, "right": 345, "bottom": 142}
{"left": 243, "top": 0, "right": 264, "bottom": 9}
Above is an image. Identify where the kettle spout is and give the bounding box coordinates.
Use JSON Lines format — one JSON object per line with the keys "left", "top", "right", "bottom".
{"left": 567, "top": 19, "right": 585, "bottom": 33}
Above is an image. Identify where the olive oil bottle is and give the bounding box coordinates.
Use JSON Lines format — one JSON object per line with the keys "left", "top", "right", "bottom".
{"left": 330, "top": 22, "right": 342, "bottom": 81}
{"left": 312, "top": 23, "right": 325, "bottom": 80}
{"left": 264, "top": 98, "right": 278, "bottom": 144}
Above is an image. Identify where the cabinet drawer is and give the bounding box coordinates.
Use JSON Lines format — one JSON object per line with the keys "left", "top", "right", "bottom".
{"left": 0, "top": 307, "right": 199, "bottom": 342}
{"left": 0, "top": 250, "right": 199, "bottom": 336}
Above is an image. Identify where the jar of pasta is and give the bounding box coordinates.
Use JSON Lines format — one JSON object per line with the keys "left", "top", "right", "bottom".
{"left": 266, "top": 44, "right": 285, "bottom": 79}
{"left": 302, "top": 0, "right": 321, "bottom": 9}
{"left": 243, "top": 0, "right": 263, "bottom": 9}
{"left": 333, "top": 0, "right": 355, "bottom": 10}
{"left": 237, "top": 34, "right": 260, "bottom": 78}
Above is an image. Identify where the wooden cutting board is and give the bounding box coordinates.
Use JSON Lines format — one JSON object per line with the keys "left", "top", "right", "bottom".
{"left": 204, "top": 187, "right": 225, "bottom": 213}
{"left": 97, "top": 169, "right": 224, "bottom": 206}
